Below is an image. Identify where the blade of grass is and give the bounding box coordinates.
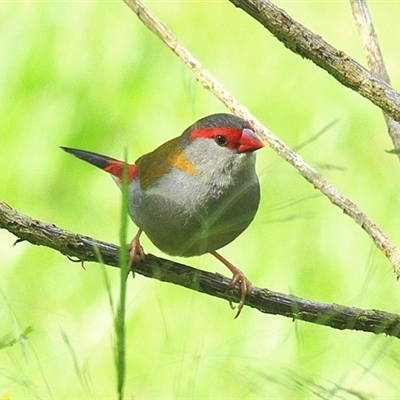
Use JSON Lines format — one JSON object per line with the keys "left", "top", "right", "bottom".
{"left": 114, "top": 149, "right": 129, "bottom": 400}
{"left": 94, "top": 245, "right": 115, "bottom": 313}
{"left": 60, "top": 330, "right": 93, "bottom": 397}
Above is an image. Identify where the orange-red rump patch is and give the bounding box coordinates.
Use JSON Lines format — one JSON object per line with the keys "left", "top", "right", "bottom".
{"left": 105, "top": 160, "right": 138, "bottom": 182}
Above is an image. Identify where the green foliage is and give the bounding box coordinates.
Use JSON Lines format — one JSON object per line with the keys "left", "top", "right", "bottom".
{"left": 1, "top": 1, "right": 400, "bottom": 398}
{"left": 0, "top": 327, "right": 33, "bottom": 351}
{"left": 386, "top": 148, "right": 400, "bottom": 154}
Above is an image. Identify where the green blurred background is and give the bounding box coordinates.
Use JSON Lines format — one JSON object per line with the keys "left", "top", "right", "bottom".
{"left": 1, "top": 1, "right": 400, "bottom": 398}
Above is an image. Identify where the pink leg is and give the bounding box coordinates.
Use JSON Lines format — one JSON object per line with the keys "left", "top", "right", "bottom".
{"left": 211, "top": 251, "right": 252, "bottom": 318}
{"left": 127, "top": 228, "right": 145, "bottom": 272}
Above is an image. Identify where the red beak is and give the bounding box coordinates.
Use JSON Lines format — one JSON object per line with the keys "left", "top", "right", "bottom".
{"left": 237, "top": 128, "right": 264, "bottom": 153}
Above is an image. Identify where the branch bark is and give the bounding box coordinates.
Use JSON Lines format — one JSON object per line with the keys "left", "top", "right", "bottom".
{"left": 1, "top": 201, "right": 400, "bottom": 338}
{"left": 230, "top": 0, "right": 400, "bottom": 124}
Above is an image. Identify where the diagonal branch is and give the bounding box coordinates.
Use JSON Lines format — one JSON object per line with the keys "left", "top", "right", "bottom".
{"left": 1, "top": 201, "right": 400, "bottom": 338}
{"left": 122, "top": 0, "right": 400, "bottom": 280}
{"left": 349, "top": 0, "right": 400, "bottom": 151}
{"left": 230, "top": 0, "right": 400, "bottom": 124}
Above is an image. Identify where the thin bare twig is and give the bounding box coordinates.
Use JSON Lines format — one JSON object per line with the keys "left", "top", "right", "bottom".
{"left": 1, "top": 201, "right": 400, "bottom": 337}
{"left": 122, "top": 0, "right": 400, "bottom": 277}
{"left": 349, "top": 0, "right": 400, "bottom": 150}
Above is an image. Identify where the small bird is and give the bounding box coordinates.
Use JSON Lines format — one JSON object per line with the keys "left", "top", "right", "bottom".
{"left": 61, "top": 113, "right": 263, "bottom": 317}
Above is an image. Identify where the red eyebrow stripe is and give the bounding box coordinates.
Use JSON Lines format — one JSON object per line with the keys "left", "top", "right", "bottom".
{"left": 189, "top": 126, "right": 242, "bottom": 149}
{"left": 189, "top": 126, "right": 239, "bottom": 139}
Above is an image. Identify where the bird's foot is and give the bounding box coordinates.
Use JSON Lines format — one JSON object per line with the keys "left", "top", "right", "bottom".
{"left": 211, "top": 251, "right": 252, "bottom": 318}
{"left": 127, "top": 229, "right": 145, "bottom": 275}
{"left": 228, "top": 269, "right": 252, "bottom": 319}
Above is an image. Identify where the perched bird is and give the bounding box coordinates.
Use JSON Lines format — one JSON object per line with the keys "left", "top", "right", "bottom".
{"left": 61, "top": 113, "right": 263, "bottom": 317}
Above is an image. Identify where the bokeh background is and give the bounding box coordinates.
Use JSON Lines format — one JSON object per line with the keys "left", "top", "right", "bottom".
{"left": 1, "top": 1, "right": 400, "bottom": 398}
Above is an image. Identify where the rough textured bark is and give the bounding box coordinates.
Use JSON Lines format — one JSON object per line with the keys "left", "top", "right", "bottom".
{"left": 2, "top": 201, "right": 400, "bottom": 338}
{"left": 229, "top": 0, "right": 400, "bottom": 123}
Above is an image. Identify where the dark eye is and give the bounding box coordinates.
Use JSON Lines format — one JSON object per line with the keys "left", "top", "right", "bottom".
{"left": 214, "top": 134, "right": 228, "bottom": 147}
